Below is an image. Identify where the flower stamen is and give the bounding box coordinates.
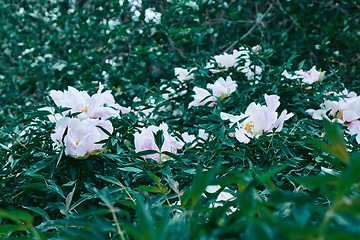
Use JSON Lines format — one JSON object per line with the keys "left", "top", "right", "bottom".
{"left": 81, "top": 107, "right": 88, "bottom": 113}
{"left": 334, "top": 110, "right": 344, "bottom": 120}
{"left": 244, "top": 121, "right": 254, "bottom": 132}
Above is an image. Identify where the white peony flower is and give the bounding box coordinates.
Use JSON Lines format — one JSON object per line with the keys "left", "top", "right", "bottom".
{"left": 189, "top": 76, "right": 237, "bottom": 108}
{"left": 86, "top": 83, "right": 130, "bottom": 120}
{"left": 47, "top": 83, "right": 129, "bottom": 121}
{"left": 222, "top": 95, "right": 293, "bottom": 143}
{"left": 347, "top": 120, "right": 360, "bottom": 143}
{"left": 306, "top": 89, "right": 360, "bottom": 124}
{"left": 49, "top": 86, "right": 90, "bottom": 119}
{"left": 51, "top": 117, "right": 113, "bottom": 158}
{"left": 174, "top": 67, "right": 196, "bottom": 82}
{"left": 206, "top": 47, "right": 262, "bottom": 80}
{"left": 295, "top": 66, "right": 325, "bottom": 84}
{"left": 281, "top": 70, "right": 301, "bottom": 80}
{"left": 307, "top": 89, "right": 360, "bottom": 143}
{"left": 207, "top": 76, "right": 237, "bottom": 101}
{"left": 134, "top": 123, "right": 183, "bottom": 163}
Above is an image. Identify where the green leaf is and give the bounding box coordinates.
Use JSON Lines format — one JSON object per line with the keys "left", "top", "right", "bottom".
{"left": 132, "top": 150, "right": 159, "bottom": 157}
{"left": 19, "top": 182, "right": 46, "bottom": 190}
{"left": 309, "top": 119, "right": 349, "bottom": 163}
{"left": 182, "top": 165, "right": 219, "bottom": 208}
{"left": 335, "top": 152, "right": 360, "bottom": 201}
{"left": 153, "top": 129, "right": 164, "bottom": 151}
{"left": 46, "top": 179, "right": 65, "bottom": 199}
{"left": 291, "top": 174, "right": 339, "bottom": 191}
{"left": 135, "top": 186, "right": 168, "bottom": 194}
{"left": 118, "top": 167, "right": 143, "bottom": 173}
{"left": 0, "top": 224, "right": 26, "bottom": 232}
{"left": 0, "top": 209, "right": 34, "bottom": 224}
{"left": 65, "top": 184, "right": 76, "bottom": 215}
{"left": 22, "top": 206, "right": 50, "bottom": 221}
{"left": 255, "top": 165, "right": 287, "bottom": 191}
{"left": 147, "top": 172, "right": 161, "bottom": 186}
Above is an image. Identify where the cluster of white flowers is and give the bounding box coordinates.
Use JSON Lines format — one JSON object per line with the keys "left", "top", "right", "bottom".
{"left": 282, "top": 66, "right": 325, "bottom": 84}
{"left": 120, "top": 0, "right": 161, "bottom": 24}
{"left": 307, "top": 89, "right": 360, "bottom": 143}
{"left": 221, "top": 94, "right": 293, "bottom": 143}
{"left": 206, "top": 46, "right": 263, "bottom": 81}
{"left": 174, "top": 46, "right": 263, "bottom": 109}
{"left": 43, "top": 83, "right": 129, "bottom": 158}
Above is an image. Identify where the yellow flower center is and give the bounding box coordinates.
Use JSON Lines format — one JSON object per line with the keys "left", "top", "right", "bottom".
{"left": 81, "top": 107, "right": 88, "bottom": 113}
{"left": 76, "top": 140, "right": 81, "bottom": 146}
{"left": 334, "top": 110, "right": 344, "bottom": 120}
{"left": 244, "top": 121, "right": 254, "bottom": 132}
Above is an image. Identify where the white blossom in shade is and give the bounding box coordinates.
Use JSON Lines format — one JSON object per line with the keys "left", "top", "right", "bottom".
{"left": 281, "top": 70, "right": 301, "bottom": 80}
{"left": 51, "top": 117, "right": 113, "bottom": 158}
{"left": 214, "top": 47, "right": 249, "bottom": 69}
{"left": 306, "top": 89, "right": 360, "bottom": 124}
{"left": 181, "top": 132, "right": 196, "bottom": 144}
{"left": 206, "top": 47, "right": 262, "bottom": 80}
{"left": 49, "top": 86, "right": 90, "bottom": 118}
{"left": 241, "top": 65, "right": 263, "bottom": 81}
{"left": 134, "top": 123, "right": 183, "bottom": 163}
{"left": 188, "top": 87, "right": 216, "bottom": 108}
{"left": 198, "top": 129, "right": 209, "bottom": 140}
{"left": 295, "top": 66, "right": 325, "bottom": 84}
{"left": 144, "top": 8, "right": 161, "bottom": 24}
{"left": 213, "top": 52, "right": 239, "bottom": 69}
{"left": 207, "top": 76, "right": 237, "bottom": 101}
{"left": 174, "top": 67, "right": 196, "bottom": 81}
{"left": 205, "top": 185, "right": 236, "bottom": 213}
{"left": 224, "top": 94, "right": 293, "bottom": 143}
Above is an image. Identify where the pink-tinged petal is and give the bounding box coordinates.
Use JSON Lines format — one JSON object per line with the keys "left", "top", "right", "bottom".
{"left": 174, "top": 67, "right": 195, "bottom": 81}
{"left": 119, "top": 106, "right": 131, "bottom": 114}
{"left": 181, "top": 132, "right": 196, "bottom": 144}
{"left": 274, "top": 110, "right": 294, "bottom": 132}
{"left": 347, "top": 121, "right": 360, "bottom": 143}
{"left": 342, "top": 110, "right": 360, "bottom": 123}
{"left": 264, "top": 94, "right": 280, "bottom": 112}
